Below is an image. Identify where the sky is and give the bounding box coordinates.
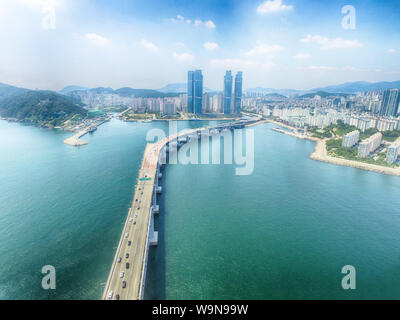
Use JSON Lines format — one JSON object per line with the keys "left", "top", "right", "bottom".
{"left": 0, "top": 0, "right": 399, "bottom": 91}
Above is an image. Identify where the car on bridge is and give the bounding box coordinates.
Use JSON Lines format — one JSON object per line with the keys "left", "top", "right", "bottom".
{"left": 107, "top": 291, "right": 113, "bottom": 299}
{"left": 122, "top": 281, "right": 126, "bottom": 289}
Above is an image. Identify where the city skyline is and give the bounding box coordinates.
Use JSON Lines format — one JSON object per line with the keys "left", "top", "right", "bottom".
{"left": 0, "top": 0, "right": 399, "bottom": 91}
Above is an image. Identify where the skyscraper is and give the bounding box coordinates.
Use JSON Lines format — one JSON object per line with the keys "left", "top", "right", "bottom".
{"left": 379, "top": 89, "right": 400, "bottom": 117}
{"left": 223, "top": 71, "right": 233, "bottom": 114}
{"left": 234, "top": 72, "right": 243, "bottom": 114}
{"left": 187, "top": 70, "right": 203, "bottom": 115}
{"left": 187, "top": 71, "right": 194, "bottom": 113}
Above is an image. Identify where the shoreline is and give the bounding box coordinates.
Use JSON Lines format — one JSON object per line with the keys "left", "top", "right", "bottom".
{"left": 269, "top": 120, "right": 400, "bottom": 177}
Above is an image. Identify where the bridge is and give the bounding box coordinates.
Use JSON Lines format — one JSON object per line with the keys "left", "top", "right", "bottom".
{"left": 102, "top": 118, "right": 261, "bottom": 300}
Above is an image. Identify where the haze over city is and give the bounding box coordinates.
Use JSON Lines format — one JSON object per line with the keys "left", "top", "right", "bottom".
{"left": 0, "top": 0, "right": 399, "bottom": 91}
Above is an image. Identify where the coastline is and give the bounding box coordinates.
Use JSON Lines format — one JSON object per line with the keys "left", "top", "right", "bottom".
{"left": 268, "top": 119, "right": 400, "bottom": 177}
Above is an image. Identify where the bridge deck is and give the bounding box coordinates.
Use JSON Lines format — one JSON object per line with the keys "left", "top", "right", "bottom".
{"left": 102, "top": 144, "right": 158, "bottom": 300}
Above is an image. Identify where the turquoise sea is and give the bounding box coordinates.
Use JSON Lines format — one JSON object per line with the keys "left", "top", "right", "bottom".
{"left": 1, "top": 119, "right": 400, "bottom": 300}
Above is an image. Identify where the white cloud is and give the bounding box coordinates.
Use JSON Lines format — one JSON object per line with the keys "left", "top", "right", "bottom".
{"left": 300, "top": 34, "right": 363, "bottom": 49}
{"left": 342, "top": 66, "right": 387, "bottom": 73}
{"left": 170, "top": 15, "right": 215, "bottom": 29}
{"left": 173, "top": 52, "right": 195, "bottom": 62}
{"left": 85, "top": 33, "right": 109, "bottom": 46}
{"left": 194, "top": 19, "right": 203, "bottom": 27}
{"left": 342, "top": 66, "right": 363, "bottom": 72}
{"left": 170, "top": 15, "right": 185, "bottom": 23}
{"left": 140, "top": 39, "right": 159, "bottom": 51}
{"left": 204, "top": 20, "right": 216, "bottom": 29}
{"left": 211, "top": 58, "right": 276, "bottom": 70}
{"left": 244, "top": 43, "right": 284, "bottom": 57}
{"left": 296, "top": 65, "right": 336, "bottom": 71}
{"left": 257, "top": 0, "right": 293, "bottom": 14}
{"left": 388, "top": 49, "right": 397, "bottom": 54}
{"left": 204, "top": 42, "right": 219, "bottom": 51}
{"left": 294, "top": 53, "right": 312, "bottom": 59}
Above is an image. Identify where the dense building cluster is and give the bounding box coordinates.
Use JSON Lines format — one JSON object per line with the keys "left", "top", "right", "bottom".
{"left": 259, "top": 89, "right": 400, "bottom": 132}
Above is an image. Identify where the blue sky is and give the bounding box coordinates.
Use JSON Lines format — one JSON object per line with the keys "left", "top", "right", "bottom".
{"left": 0, "top": 0, "right": 399, "bottom": 91}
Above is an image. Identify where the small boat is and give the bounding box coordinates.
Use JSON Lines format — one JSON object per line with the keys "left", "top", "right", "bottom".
{"left": 88, "top": 126, "right": 97, "bottom": 133}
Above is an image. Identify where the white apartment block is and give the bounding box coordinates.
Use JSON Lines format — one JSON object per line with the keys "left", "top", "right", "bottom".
{"left": 387, "top": 140, "right": 400, "bottom": 164}
{"left": 342, "top": 130, "right": 360, "bottom": 147}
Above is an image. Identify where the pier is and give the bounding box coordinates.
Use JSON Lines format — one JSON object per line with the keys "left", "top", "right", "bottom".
{"left": 102, "top": 118, "right": 262, "bottom": 300}
{"left": 64, "top": 117, "right": 111, "bottom": 146}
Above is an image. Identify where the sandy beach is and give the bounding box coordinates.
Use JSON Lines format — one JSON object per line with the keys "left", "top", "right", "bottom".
{"left": 270, "top": 121, "right": 400, "bottom": 177}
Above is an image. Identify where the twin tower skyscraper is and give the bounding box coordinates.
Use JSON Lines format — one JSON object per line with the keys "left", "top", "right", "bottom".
{"left": 187, "top": 70, "right": 242, "bottom": 115}
{"left": 223, "top": 70, "right": 243, "bottom": 115}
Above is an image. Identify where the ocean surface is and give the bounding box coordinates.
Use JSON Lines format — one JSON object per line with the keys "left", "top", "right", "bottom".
{"left": 1, "top": 118, "right": 400, "bottom": 300}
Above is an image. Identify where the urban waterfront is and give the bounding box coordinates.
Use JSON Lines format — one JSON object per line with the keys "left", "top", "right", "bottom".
{"left": 1, "top": 119, "right": 400, "bottom": 300}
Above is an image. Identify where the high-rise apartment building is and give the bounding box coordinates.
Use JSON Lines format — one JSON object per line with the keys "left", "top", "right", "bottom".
{"left": 358, "top": 141, "right": 371, "bottom": 158}
{"left": 387, "top": 139, "right": 400, "bottom": 164}
{"left": 342, "top": 130, "right": 360, "bottom": 148}
{"left": 202, "top": 92, "right": 210, "bottom": 113}
{"left": 379, "top": 89, "right": 400, "bottom": 117}
{"left": 358, "top": 132, "right": 382, "bottom": 158}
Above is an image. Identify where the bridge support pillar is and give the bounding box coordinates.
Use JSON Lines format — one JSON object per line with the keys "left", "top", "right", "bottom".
{"left": 149, "top": 210, "right": 158, "bottom": 246}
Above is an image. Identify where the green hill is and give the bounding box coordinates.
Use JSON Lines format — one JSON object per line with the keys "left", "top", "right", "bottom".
{"left": 0, "top": 83, "right": 30, "bottom": 101}
{"left": 0, "top": 90, "right": 88, "bottom": 127}
{"left": 299, "top": 91, "right": 351, "bottom": 99}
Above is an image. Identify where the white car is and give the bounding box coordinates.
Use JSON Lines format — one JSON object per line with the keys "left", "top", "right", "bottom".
{"left": 120, "top": 271, "right": 124, "bottom": 278}
{"left": 125, "top": 232, "right": 129, "bottom": 238}
{"left": 129, "top": 217, "right": 133, "bottom": 222}
{"left": 107, "top": 291, "right": 113, "bottom": 299}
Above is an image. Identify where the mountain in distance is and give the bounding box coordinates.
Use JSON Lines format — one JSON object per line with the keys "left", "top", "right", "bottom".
{"left": 59, "top": 85, "right": 89, "bottom": 95}
{"left": 63, "top": 86, "right": 181, "bottom": 98}
{"left": 159, "top": 83, "right": 213, "bottom": 93}
{"left": 114, "top": 87, "right": 179, "bottom": 98}
{"left": 261, "top": 93, "right": 289, "bottom": 99}
{"left": 313, "top": 81, "right": 400, "bottom": 94}
{"left": 246, "top": 80, "right": 400, "bottom": 96}
{"left": 0, "top": 84, "right": 88, "bottom": 127}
